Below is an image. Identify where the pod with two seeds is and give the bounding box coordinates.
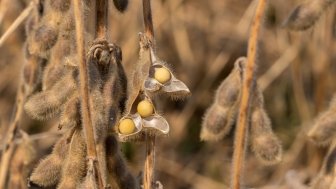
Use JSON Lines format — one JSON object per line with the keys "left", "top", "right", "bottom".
{"left": 200, "top": 57, "right": 246, "bottom": 141}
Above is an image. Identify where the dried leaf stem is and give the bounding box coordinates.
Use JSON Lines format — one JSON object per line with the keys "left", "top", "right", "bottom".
{"left": 143, "top": 0, "right": 156, "bottom": 188}
{"left": 72, "top": 0, "right": 103, "bottom": 188}
{"left": 0, "top": 1, "right": 34, "bottom": 47}
{"left": 0, "top": 79, "right": 25, "bottom": 189}
{"left": 231, "top": 0, "right": 267, "bottom": 189}
{"left": 143, "top": 0, "right": 155, "bottom": 43}
{"left": 144, "top": 135, "right": 156, "bottom": 189}
{"left": 96, "top": 0, "right": 107, "bottom": 39}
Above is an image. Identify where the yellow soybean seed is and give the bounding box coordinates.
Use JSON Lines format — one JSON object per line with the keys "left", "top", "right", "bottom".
{"left": 154, "top": 67, "right": 171, "bottom": 84}
{"left": 137, "top": 100, "right": 154, "bottom": 118}
{"left": 119, "top": 119, "right": 136, "bottom": 135}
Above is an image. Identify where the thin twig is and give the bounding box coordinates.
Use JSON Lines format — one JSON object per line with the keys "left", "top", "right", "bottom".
{"left": 0, "top": 130, "right": 63, "bottom": 152}
{"left": 142, "top": 0, "right": 157, "bottom": 188}
{"left": 96, "top": 0, "right": 107, "bottom": 39}
{"left": 143, "top": 0, "right": 155, "bottom": 43}
{"left": 72, "top": 0, "right": 103, "bottom": 188}
{"left": 0, "top": 1, "right": 34, "bottom": 47}
{"left": 231, "top": 0, "right": 267, "bottom": 189}
{"left": 0, "top": 0, "right": 7, "bottom": 26}
{"left": 144, "top": 135, "right": 156, "bottom": 189}
{"left": 0, "top": 79, "right": 26, "bottom": 189}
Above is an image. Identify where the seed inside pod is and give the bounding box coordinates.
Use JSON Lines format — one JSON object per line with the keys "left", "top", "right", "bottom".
{"left": 137, "top": 100, "right": 154, "bottom": 118}
{"left": 119, "top": 118, "right": 136, "bottom": 135}
{"left": 154, "top": 67, "right": 171, "bottom": 84}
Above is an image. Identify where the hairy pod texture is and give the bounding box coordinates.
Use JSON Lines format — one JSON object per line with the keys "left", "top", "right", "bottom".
{"left": 106, "top": 135, "right": 138, "bottom": 189}
{"left": 113, "top": 0, "right": 129, "bottom": 13}
{"left": 311, "top": 142, "right": 336, "bottom": 189}
{"left": 27, "top": 15, "right": 59, "bottom": 57}
{"left": 86, "top": 40, "right": 129, "bottom": 187}
{"left": 200, "top": 105, "right": 237, "bottom": 141}
{"left": 24, "top": 69, "right": 77, "bottom": 120}
{"left": 200, "top": 57, "right": 246, "bottom": 141}
{"left": 126, "top": 35, "right": 152, "bottom": 113}
{"left": 308, "top": 95, "right": 336, "bottom": 145}
{"left": 22, "top": 55, "right": 46, "bottom": 95}
{"left": 29, "top": 134, "right": 70, "bottom": 187}
{"left": 49, "top": 0, "right": 71, "bottom": 12}
{"left": 42, "top": 38, "right": 71, "bottom": 91}
{"left": 250, "top": 88, "right": 282, "bottom": 164}
{"left": 57, "top": 129, "right": 86, "bottom": 189}
{"left": 59, "top": 94, "right": 80, "bottom": 130}
{"left": 284, "top": 0, "right": 336, "bottom": 30}
{"left": 8, "top": 132, "right": 37, "bottom": 189}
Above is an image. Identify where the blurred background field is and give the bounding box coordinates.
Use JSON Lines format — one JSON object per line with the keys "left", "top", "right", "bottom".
{"left": 1, "top": 0, "right": 336, "bottom": 188}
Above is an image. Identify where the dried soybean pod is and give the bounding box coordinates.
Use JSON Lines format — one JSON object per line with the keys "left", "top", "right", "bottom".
{"left": 57, "top": 129, "right": 86, "bottom": 189}
{"left": 77, "top": 161, "right": 99, "bottom": 189}
{"left": 8, "top": 131, "right": 36, "bottom": 189}
{"left": 102, "top": 44, "right": 127, "bottom": 127}
{"left": 22, "top": 55, "right": 46, "bottom": 95}
{"left": 59, "top": 94, "right": 80, "bottom": 130}
{"left": 106, "top": 135, "right": 138, "bottom": 189}
{"left": 310, "top": 141, "right": 336, "bottom": 189}
{"left": 200, "top": 104, "right": 237, "bottom": 141}
{"left": 200, "top": 57, "right": 246, "bottom": 141}
{"left": 85, "top": 40, "right": 129, "bottom": 187}
{"left": 284, "top": 0, "right": 336, "bottom": 30}
{"left": 27, "top": 16, "right": 60, "bottom": 57}
{"left": 215, "top": 57, "right": 246, "bottom": 107}
{"left": 113, "top": 0, "right": 129, "bottom": 12}
{"left": 250, "top": 88, "right": 282, "bottom": 164}
{"left": 29, "top": 134, "right": 70, "bottom": 187}
{"left": 308, "top": 95, "right": 336, "bottom": 145}
{"left": 49, "top": 0, "right": 71, "bottom": 12}
{"left": 24, "top": 69, "right": 77, "bottom": 120}
{"left": 42, "top": 28, "right": 74, "bottom": 91}
{"left": 126, "top": 34, "right": 152, "bottom": 113}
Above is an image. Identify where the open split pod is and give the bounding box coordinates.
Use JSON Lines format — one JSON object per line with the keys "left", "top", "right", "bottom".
{"left": 118, "top": 95, "right": 169, "bottom": 142}
{"left": 144, "top": 48, "right": 190, "bottom": 99}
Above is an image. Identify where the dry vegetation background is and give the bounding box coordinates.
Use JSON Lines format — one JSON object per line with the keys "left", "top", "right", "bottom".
{"left": 1, "top": 0, "right": 336, "bottom": 188}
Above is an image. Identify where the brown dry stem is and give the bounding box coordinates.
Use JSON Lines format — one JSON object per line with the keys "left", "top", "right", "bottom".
{"left": 0, "top": 1, "right": 34, "bottom": 47}
{"left": 143, "top": 0, "right": 155, "bottom": 43}
{"left": 142, "top": 0, "right": 157, "bottom": 188}
{"left": 0, "top": 79, "right": 26, "bottom": 189}
{"left": 144, "top": 135, "right": 156, "bottom": 189}
{"left": 72, "top": 0, "right": 103, "bottom": 188}
{"left": 96, "top": 0, "right": 107, "bottom": 39}
{"left": 231, "top": 0, "right": 267, "bottom": 188}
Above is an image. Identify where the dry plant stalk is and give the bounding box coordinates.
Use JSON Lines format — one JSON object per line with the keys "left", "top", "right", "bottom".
{"left": 231, "top": 0, "right": 267, "bottom": 188}
{"left": 72, "top": 0, "right": 104, "bottom": 187}
{"left": 0, "top": 2, "right": 40, "bottom": 188}
{"left": 0, "top": 82, "right": 25, "bottom": 189}
{"left": 143, "top": 0, "right": 156, "bottom": 188}
{"left": 200, "top": 58, "right": 245, "bottom": 141}
{"left": 0, "top": 1, "right": 34, "bottom": 47}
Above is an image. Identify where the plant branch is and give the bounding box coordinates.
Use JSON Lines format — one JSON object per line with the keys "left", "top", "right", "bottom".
{"left": 96, "top": 0, "right": 107, "bottom": 39}
{"left": 142, "top": 1, "right": 157, "bottom": 188}
{"left": 0, "top": 1, "right": 34, "bottom": 47}
{"left": 143, "top": 0, "right": 155, "bottom": 43}
{"left": 72, "top": 0, "right": 103, "bottom": 188}
{"left": 144, "top": 135, "right": 156, "bottom": 189}
{"left": 0, "top": 76, "right": 26, "bottom": 189}
{"left": 231, "top": 0, "right": 267, "bottom": 189}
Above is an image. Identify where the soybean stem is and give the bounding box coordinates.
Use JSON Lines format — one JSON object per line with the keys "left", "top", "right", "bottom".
{"left": 231, "top": 0, "right": 267, "bottom": 189}
{"left": 73, "top": 0, "right": 103, "bottom": 188}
